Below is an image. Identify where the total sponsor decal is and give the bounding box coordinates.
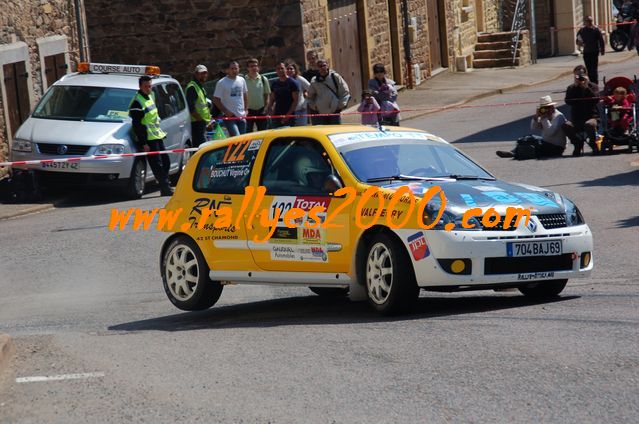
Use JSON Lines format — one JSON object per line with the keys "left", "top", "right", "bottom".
{"left": 269, "top": 196, "right": 330, "bottom": 226}
{"left": 517, "top": 272, "right": 555, "bottom": 281}
{"left": 270, "top": 245, "right": 328, "bottom": 262}
{"left": 407, "top": 231, "right": 430, "bottom": 261}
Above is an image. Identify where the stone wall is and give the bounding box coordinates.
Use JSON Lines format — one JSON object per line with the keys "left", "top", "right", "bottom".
{"left": 85, "top": 0, "right": 306, "bottom": 83}
{"left": 363, "top": 0, "right": 394, "bottom": 80}
{"left": 482, "top": 0, "right": 502, "bottom": 32}
{"left": 0, "top": 0, "right": 83, "bottom": 180}
{"left": 300, "top": 0, "right": 331, "bottom": 66}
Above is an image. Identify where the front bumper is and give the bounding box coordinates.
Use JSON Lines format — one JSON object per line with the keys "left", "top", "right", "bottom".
{"left": 395, "top": 223, "right": 593, "bottom": 288}
{"left": 11, "top": 150, "right": 134, "bottom": 179}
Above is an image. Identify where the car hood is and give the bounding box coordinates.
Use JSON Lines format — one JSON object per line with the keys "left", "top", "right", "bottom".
{"left": 15, "top": 117, "right": 132, "bottom": 146}
{"left": 381, "top": 179, "right": 566, "bottom": 214}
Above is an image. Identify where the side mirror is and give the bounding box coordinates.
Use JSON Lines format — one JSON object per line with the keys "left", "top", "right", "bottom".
{"left": 323, "top": 174, "right": 344, "bottom": 195}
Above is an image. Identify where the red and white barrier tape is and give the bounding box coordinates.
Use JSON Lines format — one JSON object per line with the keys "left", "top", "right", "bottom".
{"left": 0, "top": 95, "right": 624, "bottom": 168}
{"left": 0, "top": 147, "right": 199, "bottom": 168}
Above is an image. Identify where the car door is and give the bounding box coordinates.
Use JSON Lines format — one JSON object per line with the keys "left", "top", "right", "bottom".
{"left": 184, "top": 136, "right": 262, "bottom": 270}
{"left": 152, "top": 82, "right": 180, "bottom": 169}
{"left": 245, "top": 136, "right": 354, "bottom": 273}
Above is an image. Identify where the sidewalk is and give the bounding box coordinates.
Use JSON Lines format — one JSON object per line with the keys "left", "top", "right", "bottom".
{"left": 343, "top": 49, "right": 636, "bottom": 124}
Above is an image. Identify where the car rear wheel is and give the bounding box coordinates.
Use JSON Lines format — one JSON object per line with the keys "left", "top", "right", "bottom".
{"left": 518, "top": 279, "right": 567, "bottom": 299}
{"left": 309, "top": 287, "right": 349, "bottom": 297}
{"left": 161, "top": 235, "right": 223, "bottom": 311}
{"left": 122, "top": 159, "right": 145, "bottom": 199}
{"left": 364, "top": 233, "right": 418, "bottom": 315}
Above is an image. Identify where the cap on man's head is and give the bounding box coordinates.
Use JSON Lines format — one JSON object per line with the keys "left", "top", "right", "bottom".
{"left": 195, "top": 64, "right": 208, "bottom": 73}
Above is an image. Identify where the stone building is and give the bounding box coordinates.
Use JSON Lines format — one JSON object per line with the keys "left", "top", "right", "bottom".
{"left": 0, "top": 0, "right": 89, "bottom": 180}
{"left": 85, "top": 1, "right": 499, "bottom": 103}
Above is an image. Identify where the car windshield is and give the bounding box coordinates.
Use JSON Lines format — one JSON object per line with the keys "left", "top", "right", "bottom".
{"left": 32, "top": 85, "right": 136, "bottom": 122}
{"left": 338, "top": 139, "right": 494, "bottom": 183}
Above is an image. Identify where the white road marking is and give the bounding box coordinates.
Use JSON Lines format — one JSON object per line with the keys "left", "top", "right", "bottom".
{"left": 16, "top": 372, "right": 105, "bottom": 383}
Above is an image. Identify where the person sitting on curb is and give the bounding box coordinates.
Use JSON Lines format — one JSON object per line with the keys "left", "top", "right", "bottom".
{"left": 496, "top": 95, "right": 567, "bottom": 159}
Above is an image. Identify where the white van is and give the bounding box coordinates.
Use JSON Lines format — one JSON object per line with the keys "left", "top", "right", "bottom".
{"left": 10, "top": 63, "right": 193, "bottom": 198}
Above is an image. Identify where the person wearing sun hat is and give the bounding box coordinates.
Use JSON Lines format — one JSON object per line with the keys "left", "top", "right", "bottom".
{"left": 496, "top": 95, "right": 567, "bottom": 159}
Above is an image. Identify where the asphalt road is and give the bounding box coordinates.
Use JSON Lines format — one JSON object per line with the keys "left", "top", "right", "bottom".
{"left": 1, "top": 60, "right": 638, "bottom": 423}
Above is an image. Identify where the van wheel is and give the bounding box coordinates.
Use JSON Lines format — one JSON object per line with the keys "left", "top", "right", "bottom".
{"left": 161, "top": 235, "right": 223, "bottom": 311}
{"left": 123, "top": 159, "right": 145, "bottom": 199}
{"left": 309, "top": 287, "right": 349, "bottom": 297}
{"left": 518, "top": 279, "right": 567, "bottom": 299}
{"left": 170, "top": 141, "right": 192, "bottom": 185}
{"left": 364, "top": 233, "right": 418, "bottom": 315}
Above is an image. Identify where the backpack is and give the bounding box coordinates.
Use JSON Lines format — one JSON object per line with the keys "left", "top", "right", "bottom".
{"left": 514, "top": 135, "right": 542, "bottom": 160}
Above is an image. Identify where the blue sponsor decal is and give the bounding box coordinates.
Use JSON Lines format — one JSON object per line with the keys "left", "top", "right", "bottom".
{"left": 482, "top": 191, "right": 521, "bottom": 204}
{"left": 513, "top": 192, "right": 558, "bottom": 207}
{"left": 460, "top": 193, "right": 477, "bottom": 206}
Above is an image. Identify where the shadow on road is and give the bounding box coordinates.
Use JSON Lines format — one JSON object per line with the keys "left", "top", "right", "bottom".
{"left": 614, "top": 215, "right": 639, "bottom": 228}
{"left": 579, "top": 168, "right": 639, "bottom": 187}
{"left": 453, "top": 105, "right": 572, "bottom": 144}
{"left": 109, "top": 294, "right": 579, "bottom": 332}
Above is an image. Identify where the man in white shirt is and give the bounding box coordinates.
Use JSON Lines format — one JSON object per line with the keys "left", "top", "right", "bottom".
{"left": 497, "top": 96, "right": 567, "bottom": 159}
{"left": 213, "top": 61, "right": 248, "bottom": 136}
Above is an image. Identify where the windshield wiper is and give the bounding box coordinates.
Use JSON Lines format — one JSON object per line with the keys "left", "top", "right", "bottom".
{"left": 435, "top": 174, "right": 495, "bottom": 181}
{"left": 366, "top": 174, "right": 452, "bottom": 183}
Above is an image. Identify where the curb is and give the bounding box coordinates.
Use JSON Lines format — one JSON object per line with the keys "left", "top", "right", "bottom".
{"left": 0, "top": 203, "right": 56, "bottom": 221}
{"left": 404, "top": 51, "right": 636, "bottom": 123}
{"left": 0, "top": 333, "right": 14, "bottom": 375}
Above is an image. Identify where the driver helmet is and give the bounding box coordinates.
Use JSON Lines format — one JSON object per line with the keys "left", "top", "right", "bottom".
{"left": 293, "top": 154, "right": 328, "bottom": 188}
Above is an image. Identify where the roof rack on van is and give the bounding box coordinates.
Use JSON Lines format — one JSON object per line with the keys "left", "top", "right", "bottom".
{"left": 77, "top": 62, "right": 161, "bottom": 76}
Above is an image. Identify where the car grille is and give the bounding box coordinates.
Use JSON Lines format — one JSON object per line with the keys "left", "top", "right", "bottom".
{"left": 537, "top": 213, "right": 567, "bottom": 229}
{"left": 480, "top": 216, "right": 518, "bottom": 231}
{"left": 38, "top": 143, "right": 91, "bottom": 155}
{"left": 484, "top": 254, "right": 573, "bottom": 275}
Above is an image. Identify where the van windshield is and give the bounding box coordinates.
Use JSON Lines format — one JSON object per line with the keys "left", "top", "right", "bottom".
{"left": 32, "top": 86, "right": 136, "bottom": 122}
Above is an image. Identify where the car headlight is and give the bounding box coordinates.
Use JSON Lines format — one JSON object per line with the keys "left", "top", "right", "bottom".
{"left": 422, "top": 205, "right": 481, "bottom": 231}
{"left": 563, "top": 197, "right": 585, "bottom": 226}
{"left": 95, "top": 144, "right": 125, "bottom": 155}
{"left": 12, "top": 138, "right": 32, "bottom": 152}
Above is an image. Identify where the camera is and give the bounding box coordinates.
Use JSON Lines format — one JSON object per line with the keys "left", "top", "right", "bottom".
{"left": 577, "top": 74, "right": 586, "bottom": 82}
{"left": 538, "top": 107, "right": 548, "bottom": 114}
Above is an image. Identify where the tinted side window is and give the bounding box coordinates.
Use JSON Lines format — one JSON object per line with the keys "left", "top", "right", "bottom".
{"left": 193, "top": 139, "right": 262, "bottom": 194}
{"left": 260, "top": 138, "right": 338, "bottom": 195}
{"left": 152, "top": 83, "right": 180, "bottom": 119}
{"left": 166, "top": 83, "right": 186, "bottom": 113}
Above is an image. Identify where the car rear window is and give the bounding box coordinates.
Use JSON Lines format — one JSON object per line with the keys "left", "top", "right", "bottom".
{"left": 193, "top": 139, "right": 262, "bottom": 194}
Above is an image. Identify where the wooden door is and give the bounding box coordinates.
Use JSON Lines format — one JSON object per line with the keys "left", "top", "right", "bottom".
{"left": 44, "top": 53, "right": 67, "bottom": 88}
{"left": 328, "top": 0, "right": 362, "bottom": 106}
{"left": 3, "top": 61, "right": 31, "bottom": 138}
{"left": 427, "top": 0, "right": 442, "bottom": 70}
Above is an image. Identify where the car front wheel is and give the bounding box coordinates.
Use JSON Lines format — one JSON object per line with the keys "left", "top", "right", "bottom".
{"left": 364, "top": 233, "right": 418, "bottom": 315}
{"left": 161, "top": 235, "right": 223, "bottom": 311}
{"left": 122, "top": 159, "right": 145, "bottom": 199}
{"left": 518, "top": 279, "right": 567, "bottom": 299}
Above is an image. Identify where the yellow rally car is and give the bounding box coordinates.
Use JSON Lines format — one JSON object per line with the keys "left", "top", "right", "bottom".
{"left": 160, "top": 125, "right": 593, "bottom": 315}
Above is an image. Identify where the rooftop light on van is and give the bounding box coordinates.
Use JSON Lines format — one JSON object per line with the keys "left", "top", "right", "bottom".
{"left": 77, "top": 62, "right": 161, "bottom": 76}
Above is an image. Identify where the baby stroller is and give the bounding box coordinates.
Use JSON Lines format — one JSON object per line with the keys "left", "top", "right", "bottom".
{"left": 600, "top": 76, "right": 639, "bottom": 154}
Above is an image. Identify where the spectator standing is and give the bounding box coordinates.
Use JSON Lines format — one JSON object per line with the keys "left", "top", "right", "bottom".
{"left": 245, "top": 58, "right": 271, "bottom": 132}
{"left": 302, "top": 50, "right": 320, "bottom": 83}
{"left": 307, "top": 59, "right": 351, "bottom": 125}
{"left": 286, "top": 61, "right": 310, "bottom": 126}
{"left": 563, "top": 65, "right": 600, "bottom": 156}
{"left": 368, "top": 63, "right": 400, "bottom": 126}
{"left": 268, "top": 62, "right": 300, "bottom": 128}
{"left": 213, "top": 61, "right": 248, "bottom": 136}
{"left": 496, "top": 96, "right": 567, "bottom": 159}
{"left": 576, "top": 16, "right": 605, "bottom": 85}
{"left": 129, "top": 75, "right": 173, "bottom": 196}
{"left": 185, "top": 64, "right": 212, "bottom": 148}
{"left": 357, "top": 90, "right": 381, "bottom": 126}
